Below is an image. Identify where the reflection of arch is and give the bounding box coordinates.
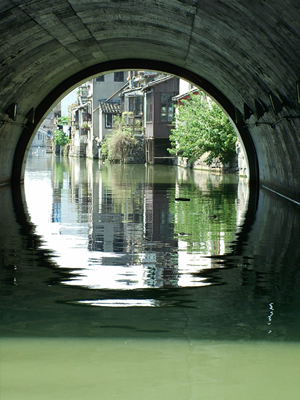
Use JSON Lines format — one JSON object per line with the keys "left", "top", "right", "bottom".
{"left": 5, "top": 176, "right": 300, "bottom": 339}
{"left": 12, "top": 59, "right": 259, "bottom": 188}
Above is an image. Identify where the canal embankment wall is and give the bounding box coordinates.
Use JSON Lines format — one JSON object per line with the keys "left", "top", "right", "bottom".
{"left": 173, "top": 141, "right": 248, "bottom": 177}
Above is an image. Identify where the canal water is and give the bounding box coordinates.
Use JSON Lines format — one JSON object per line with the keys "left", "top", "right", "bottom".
{"left": 1, "top": 150, "right": 300, "bottom": 399}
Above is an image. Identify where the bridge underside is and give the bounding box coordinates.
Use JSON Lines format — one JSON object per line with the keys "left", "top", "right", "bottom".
{"left": 0, "top": 1, "right": 300, "bottom": 201}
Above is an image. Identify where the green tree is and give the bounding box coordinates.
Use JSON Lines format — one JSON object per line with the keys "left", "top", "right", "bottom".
{"left": 101, "top": 114, "right": 138, "bottom": 163}
{"left": 168, "top": 92, "right": 237, "bottom": 165}
{"left": 53, "top": 129, "right": 69, "bottom": 147}
{"left": 57, "top": 116, "right": 69, "bottom": 125}
{"left": 54, "top": 115, "right": 69, "bottom": 147}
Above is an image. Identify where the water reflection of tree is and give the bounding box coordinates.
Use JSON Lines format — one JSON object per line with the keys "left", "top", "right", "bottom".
{"left": 51, "top": 156, "right": 69, "bottom": 188}
{"left": 169, "top": 179, "right": 237, "bottom": 255}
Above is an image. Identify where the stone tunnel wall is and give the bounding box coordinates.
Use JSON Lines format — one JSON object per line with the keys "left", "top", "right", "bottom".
{"left": 0, "top": 1, "right": 300, "bottom": 201}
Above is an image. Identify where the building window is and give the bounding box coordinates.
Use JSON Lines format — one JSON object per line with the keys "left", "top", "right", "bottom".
{"left": 160, "top": 93, "right": 174, "bottom": 122}
{"left": 129, "top": 97, "right": 134, "bottom": 112}
{"left": 96, "top": 76, "right": 105, "bottom": 82}
{"left": 129, "top": 96, "right": 142, "bottom": 115}
{"left": 135, "top": 97, "right": 142, "bottom": 114}
{"left": 146, "top": 92, "right": 153, "bottom": 122}
{"left": 114, "top": 72, "right": 124, "bottom": 82}
{"left": 105, "top": 114, "right": 113, "bottom": 129}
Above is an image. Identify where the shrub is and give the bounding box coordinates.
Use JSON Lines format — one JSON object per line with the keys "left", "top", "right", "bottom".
{"left": 101, "top": 115, "right": 137, "bottom": 163}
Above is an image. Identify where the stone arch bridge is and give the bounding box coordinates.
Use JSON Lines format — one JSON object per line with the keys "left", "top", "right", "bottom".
{"left": 0, "top": 0, "right": 300, "bottom": 203}
{"left": 2, "top": 1, "right": 300, "bottom": 341}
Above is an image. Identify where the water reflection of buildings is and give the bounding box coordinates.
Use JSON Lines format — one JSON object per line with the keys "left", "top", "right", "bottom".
{"left": 144, "top": 182, "right": 179, "bottom": 287}
{"left": 85, "top": 165, "right": 179, "bottom": 289}
{"left": 88, "top": 176, "right": 126, "bottom": 254}
{"left": 49, "top": 159, "right": 249, "bottom": 292}
{"left": 52, "top": 186, "right": 62, "bottom": 223}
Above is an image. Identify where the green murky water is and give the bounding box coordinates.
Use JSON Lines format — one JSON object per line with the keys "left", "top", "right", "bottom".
{"left": 2, "top": 339, "right": 300, "bottom": 400}
{"left": 1, "top": 150, "right": 300, "bottom": 399}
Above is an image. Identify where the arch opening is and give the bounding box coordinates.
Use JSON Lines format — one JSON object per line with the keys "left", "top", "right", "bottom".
{"left": 12, "top": 59, "right": 259, "bottom": 189}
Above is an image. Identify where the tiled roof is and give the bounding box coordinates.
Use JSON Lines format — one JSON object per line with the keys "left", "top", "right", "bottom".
{"left": 141, "top": 75, "right": 174, "bottom": 91}
{"left": 172, "top": 87, "right": 199, "bottom": 101}
{"left": 99, "top": 101, "right": 121, "bottom": 114}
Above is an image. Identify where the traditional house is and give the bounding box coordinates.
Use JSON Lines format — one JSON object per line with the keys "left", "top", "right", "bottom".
{"left": 69, "top": 72, "right": 128, "bottom": 158}
{"left": 30, "top": 126, "right": 47, "bottom": 148}
{"left": 69, "top": 72, "right": 181, "bottom": 162}
{"left": 98, "top": 100, "right": 122, "bottom": 139}
{"left": 88, "top": 72, "right": 128, "bottom": 158}
{"left": 142, "top": 75, "right": 179, "bottom": 164}
{"left": 69, "top": 84, "right": 92, "bottom": 157}
{"left": 30, "top": 110, "right": 58, "bottom": 152}
{"left": 120, "top": 72, "right": 145, "bottom": 136}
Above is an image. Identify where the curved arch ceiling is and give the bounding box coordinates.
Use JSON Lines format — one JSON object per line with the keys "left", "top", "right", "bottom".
{"left": 1, "top": 1, "right": 300, "bottom": 201}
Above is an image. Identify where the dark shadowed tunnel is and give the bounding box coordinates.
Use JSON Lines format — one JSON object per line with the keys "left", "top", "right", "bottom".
{"left": 0, "top": 1, "right": 300, "bottom": 202}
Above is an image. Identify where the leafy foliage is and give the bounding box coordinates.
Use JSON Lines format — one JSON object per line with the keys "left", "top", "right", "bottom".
{"left": 57, "top": 116, "right": 69, "bottom": 125}
{"left": 168, "top": 92, "right": 237, "bottom": 165}
{"left": 53, "top": 115, "right": 69, "bottom": 147}
{"left": 101, "top": 115, "right": 138, "bottom": 163}
{"left": 53, "top": 129, "right": 69, "bottom": 147}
